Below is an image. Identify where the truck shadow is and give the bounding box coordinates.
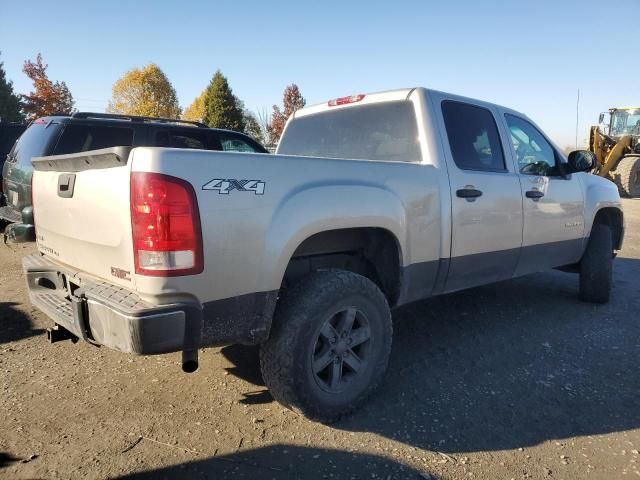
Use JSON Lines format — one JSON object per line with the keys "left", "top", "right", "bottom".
{"left": 112, "top": 444, "right": 436, "bottom": 479}
{"left": 0, "top": 302, "right": 44, "bottom": 345}
{"left": 222, "top": 257, "right": 640, "bottom": 453}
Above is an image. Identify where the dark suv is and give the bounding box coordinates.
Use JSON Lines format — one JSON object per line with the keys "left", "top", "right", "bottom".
{"left": 0, "top": 122, "right": 27, "bottom": 182}
{"left": 0, "top": 112, "right": 268, "bottom": 240}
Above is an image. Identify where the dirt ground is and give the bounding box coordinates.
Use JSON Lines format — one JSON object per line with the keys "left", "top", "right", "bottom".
{"left": 1, "top": 200, "right": 639, "bottom": 480}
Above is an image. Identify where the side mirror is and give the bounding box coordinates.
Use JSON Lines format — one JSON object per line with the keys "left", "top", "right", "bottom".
{"left": 567, "top": 150, "right": 595, "bottom": 173}
{"left": 598, "top": 113, "right": 605, "bottom": 124}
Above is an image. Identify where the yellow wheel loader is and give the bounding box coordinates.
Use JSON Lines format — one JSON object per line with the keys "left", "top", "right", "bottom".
{"left": 589, "top": 107, "right": 640, "bottom": 197}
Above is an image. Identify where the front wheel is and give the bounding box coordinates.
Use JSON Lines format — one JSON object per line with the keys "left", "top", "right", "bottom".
{"left": 260, "top": 270, "right": 392, "bottom": 423}
{"left": 579, "top": 224, "right": 613, "bottom": 304}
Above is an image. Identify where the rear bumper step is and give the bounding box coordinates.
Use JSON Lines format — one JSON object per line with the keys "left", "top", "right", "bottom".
{"left": 22, "top": 253, "right": 202, "bottom": 355}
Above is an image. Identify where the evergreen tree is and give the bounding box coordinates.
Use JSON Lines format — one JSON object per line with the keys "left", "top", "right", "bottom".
{"left": 0, "top": 53, "right": 24, "bottom": 122}
{"left": 203, "top": 70, "right": 244, "bottom": 131}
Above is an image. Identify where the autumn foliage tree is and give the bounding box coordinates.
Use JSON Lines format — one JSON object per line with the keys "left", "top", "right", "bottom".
{"left": 268, "top": 84, "right": 305, "bottom": 144}
{"left": 0, "top": 53, "right": 24, "bottom": 122}
{"left": 203, "top": 70, "right": 244, "bottom": 131}
{"left": 108, "top": 64, "right": 181, "bottom": 118}
{"left": 182, "top": 89, "right": 206, "bottom": 122}
{"left": 21, "top": 53, "right": 74, "bottom": 120}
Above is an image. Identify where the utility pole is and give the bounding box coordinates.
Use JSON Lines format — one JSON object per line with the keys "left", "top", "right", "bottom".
{"left": 575, "top": 88, "right": 580, "bottom": 149}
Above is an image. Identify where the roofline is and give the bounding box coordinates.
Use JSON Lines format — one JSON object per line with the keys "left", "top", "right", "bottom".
{"left": 291, "top": 86, "right": 528, "bottom": 119}
{"left": 31, "top": 114, "right": 252, "bottom": 135}
{"left": 71, "top": 112, "right": 207, "bottom": 127}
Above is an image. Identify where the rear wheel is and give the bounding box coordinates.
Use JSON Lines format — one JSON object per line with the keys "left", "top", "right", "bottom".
{"left": 579, "top": 224, "right": 613, "bottom": 304}
{"left": 614, "top": 156, "right": 640, "bottom": 198}
{"left": 260, "top": 270, "right": 392, "bottom": 423}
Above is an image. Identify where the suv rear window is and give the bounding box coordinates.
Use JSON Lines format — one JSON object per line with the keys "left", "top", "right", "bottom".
{"left": 53, "top": 124, "right": 134, "bottom": 155}
{"left": 10, "top": 121, "right": 60, "bottom": 167}
{"left": 277, "top": 101, "right": 421, "bottom": 162}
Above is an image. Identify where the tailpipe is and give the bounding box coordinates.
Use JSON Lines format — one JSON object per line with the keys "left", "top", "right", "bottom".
{"left": 182, "top": 350, "right": 198, "bottom": 373}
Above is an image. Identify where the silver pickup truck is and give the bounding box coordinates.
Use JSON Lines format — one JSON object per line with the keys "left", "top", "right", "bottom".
{"left": 23, "top": 88, "right": 624, "bottom": 422}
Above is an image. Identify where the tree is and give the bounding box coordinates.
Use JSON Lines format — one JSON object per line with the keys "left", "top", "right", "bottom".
{"left": 21, "top": 53, "right": 74, "bottom": 120}
{"left": 0, "top": 53, "right": 24, "bottom": 122}
{"left": 268, "top": 106, "right": 286, "bottom": 145}
{"left": 108, "top": 63, "right": 181, "bottom": 118}
{"left": 256, "top": 107, "right": 273, "bottom": 147}
{"left": 182, "top": 89, "right": 207, "bottom": 122}
{"left": 243, "top": 110, "right": 264, "bottom": 144}
{"left": 268, "top": 84, "right": 305, "bottom": 144}
{"left": 203, "top": 70, "right": 244, "bottom": 131}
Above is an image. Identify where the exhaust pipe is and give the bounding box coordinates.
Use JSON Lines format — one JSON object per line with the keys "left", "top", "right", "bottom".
{"left": 47, "top": 325, "right": 78, "bottom": 344}
{"left": 182, "top": 350, "right": 198, "bottom": 373}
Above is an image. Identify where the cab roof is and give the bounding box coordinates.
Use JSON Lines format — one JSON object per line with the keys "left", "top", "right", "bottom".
{"left": 292, "top": 87, "right": 527, "bottom": 119}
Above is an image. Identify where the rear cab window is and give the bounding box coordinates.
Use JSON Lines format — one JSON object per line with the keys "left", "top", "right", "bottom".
{"left": 441, "top": 101, "right": 506, "bottom": 172}
{"left": 277, "top": 101, "right": 421, "bottom": 162}
{"left": 53, "top": 124, "right": 134, "bottom": 155}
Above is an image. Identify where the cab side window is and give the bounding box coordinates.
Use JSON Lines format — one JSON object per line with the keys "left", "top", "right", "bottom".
{"left": 442, "top": 101, "right": 506, "bottom": 172}
{"left": 505, "top": 114, "right": 560, "bottom": 176}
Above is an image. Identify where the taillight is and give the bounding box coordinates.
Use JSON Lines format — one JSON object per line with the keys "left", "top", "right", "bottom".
{"left": 130, "top": 172, "right": 203, "bottom": 276}
{"left": 328, "top": 94, "right": 365, "bottom": 107}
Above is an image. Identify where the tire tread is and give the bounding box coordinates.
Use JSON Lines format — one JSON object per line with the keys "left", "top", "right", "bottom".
{"left": 260, "top": 270, "right": 392, "bottom": 423}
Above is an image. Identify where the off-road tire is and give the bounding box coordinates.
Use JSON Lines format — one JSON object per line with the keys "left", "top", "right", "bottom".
{"left": 613, "top": 156, "right": 640, "bottom": 198}
{"left": 260, "top": 270, "right": 392, "bottom": 423}
{"left": 579, "top": 224, "right": 613, "bottom": 304}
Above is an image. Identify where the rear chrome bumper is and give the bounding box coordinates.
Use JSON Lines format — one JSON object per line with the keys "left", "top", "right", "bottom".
{"left": 22, "top": 254, "right": 202, "bottom": 354}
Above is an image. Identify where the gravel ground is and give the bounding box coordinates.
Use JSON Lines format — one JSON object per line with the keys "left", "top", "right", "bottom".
{"left": 1, "top": 199, "right": 639, "bottom": 480}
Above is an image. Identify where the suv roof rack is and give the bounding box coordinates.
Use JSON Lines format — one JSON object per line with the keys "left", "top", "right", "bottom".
{"left": 71, "top": 112, "right": 207, "bottom": 128}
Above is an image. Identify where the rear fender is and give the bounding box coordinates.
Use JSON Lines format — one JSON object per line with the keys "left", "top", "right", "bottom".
{"left": 261, "top": 183, "right": 407, "bottom": 291}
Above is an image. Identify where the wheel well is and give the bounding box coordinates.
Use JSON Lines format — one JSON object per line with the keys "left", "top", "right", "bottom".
{"left": 593, "top": 207, "right": 623, "bottom": 250}
{"left": 283, "top": 228, "right": 402, "bottom": 306}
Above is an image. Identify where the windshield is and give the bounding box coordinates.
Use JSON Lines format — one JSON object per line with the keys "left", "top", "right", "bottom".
{"left": 610, "top": 110, "right": 640, "bottom": 137}
{"left": 277, "top": 101, "right": 421, "bottom": 162}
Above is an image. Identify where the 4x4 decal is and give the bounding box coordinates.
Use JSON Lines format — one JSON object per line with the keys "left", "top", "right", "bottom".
{"left": 202, "top": 179, "right": 265, "bottom": 195}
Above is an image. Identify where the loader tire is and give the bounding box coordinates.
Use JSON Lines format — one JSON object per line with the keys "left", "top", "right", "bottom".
{"left": 614, "top": 156, "right": 640, "bottom": 198}
{"left": 260, "top": 270, "right": 392, "bottom": 423}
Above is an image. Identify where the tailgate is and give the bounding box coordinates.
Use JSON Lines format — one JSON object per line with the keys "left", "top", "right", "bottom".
{"left": 32, "top": 147, "right": 135, "bottom": 287}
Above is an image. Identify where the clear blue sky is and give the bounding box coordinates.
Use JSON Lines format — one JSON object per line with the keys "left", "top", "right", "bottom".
{"left": 1, "top": 0, "right": 638, "bottom": 148}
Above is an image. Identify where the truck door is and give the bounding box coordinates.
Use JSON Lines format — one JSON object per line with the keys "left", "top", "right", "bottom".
{"left": 436, "top": 98, "right": 524, "bottom": 292}
{"left": 502, "top": 114, "right": 585, "bottom": 274}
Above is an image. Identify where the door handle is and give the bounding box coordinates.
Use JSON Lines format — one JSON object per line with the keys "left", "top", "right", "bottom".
{"left": 525, "top": 190, "right": 544, "bottom": 199}
{"left": 57, "top": 173, "right": 76, "bottom": 198}
{"left": 456, "top": 188, "right": 483, "bottom": 199}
